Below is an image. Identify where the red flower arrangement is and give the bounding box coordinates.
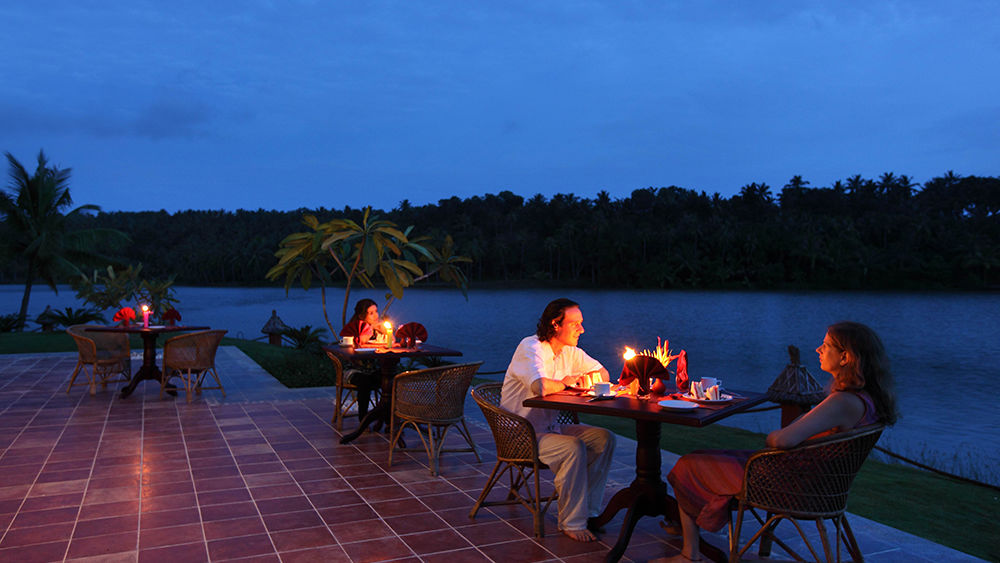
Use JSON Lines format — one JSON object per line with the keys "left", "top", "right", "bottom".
{"left": 162, "top": 308, "right": 182, "bottom": 326}
{"left": 113, "top": 307, "right": 136, "bottom": 326}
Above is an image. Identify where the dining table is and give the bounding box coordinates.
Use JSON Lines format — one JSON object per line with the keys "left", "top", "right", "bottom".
{"left": 523, "top": 387, "right": 768, "bottom": 563}
{"left": 322, "top": 343, "right": 463, "bottom": 444}
{"left": 87, "top": 325, "right": 210, "bottom": 399}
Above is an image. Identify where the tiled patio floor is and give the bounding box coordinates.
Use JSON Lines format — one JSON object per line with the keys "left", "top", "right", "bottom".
{"left": 0, "top": 348, "right": 984, "bottom": 562}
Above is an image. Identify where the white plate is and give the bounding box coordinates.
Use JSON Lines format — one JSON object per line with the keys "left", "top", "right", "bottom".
{"left": 658, "top": 399, "right": 698, "bottom": 411}
{"left": 587, "top": 390, "right": 618, "bottom": 398}
{"left": 684, "top": 393, "right": 733, "bottom": 404}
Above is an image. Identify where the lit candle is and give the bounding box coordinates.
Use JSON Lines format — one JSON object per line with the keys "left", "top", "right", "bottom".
{"left": 383, "top": 321, "right": 393, "bottom": 344}
{"left": 623, "top": 347, "right": 636, "bottom": 361}
{"left": 142, "top": 304, "right": 150, "bottom": 328}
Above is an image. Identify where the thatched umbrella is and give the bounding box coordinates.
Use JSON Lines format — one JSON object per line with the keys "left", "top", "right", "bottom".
{"left": 261, "top": 310, "right": 290, "bottom": 346}
{"left": 767, "top": 345, "right": 827, "bottom": 427}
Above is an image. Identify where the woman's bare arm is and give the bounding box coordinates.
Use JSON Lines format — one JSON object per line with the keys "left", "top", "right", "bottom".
{"left": 766, "top": 392, "right": 865, "bottom": 449}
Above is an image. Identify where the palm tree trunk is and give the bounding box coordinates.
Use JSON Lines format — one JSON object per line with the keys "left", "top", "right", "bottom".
{"left": 17, "top": 261, "right": 35, "bottom": 330}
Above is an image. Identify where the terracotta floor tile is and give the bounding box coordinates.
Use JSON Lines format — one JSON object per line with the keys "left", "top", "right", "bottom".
{"left": 419, "top": 548, "right": 493, "bottom": 563}
{"left": 383, "top": 513, "right": 450, "bottom": 536}
{"left": 84, "top": 486, "right": 139, "bottom": 505}
{"left": 0, "top": 521, "right": 75, "bottom": 548}
{"left": 141, "top": 469, "right": 191, "bottom": 486}
{"left": 79, "top": 500, "right": 140, "bottom": 521}
{"left": 140, "top": 492, "right": 198, "bottom": 513}
{"left": 242, "top": 473, "right": 295, "bottom": 487}
{"left": 200, "top": 501, "right": 259, "bottom": 522}
{"left": 142, "top": 480, "right": 194, "bottom": 499}
{"left": 478, "top": 538, "right": 556, "bottom": 563}
{"left": 249, "top": 483, "right": 302, "bottom": 500}
{"left": 10, "top": 505, "right": 79, "bottom": 528}
{"left": 206, "top": 533, "right": 276, "bottom": 560}
{"left": 269, "top": 526, "right": 337, "bottom": 552}
{"left": 282, "top": 458, "right": 331, "bottom": 471}
{"left": 73, "top": 514, "right": 138, "bottom": 538}
{"left": 278, "top": 545, "right": 351, "bottom": 563}
{"left": 341, "top": 536, "right": 414, "bottom": 562}
{"left": 261, "top": 509, "right": 325, "bottom": 532}
{"left": 20, "top": 491, "right": 84, "bottom": 511}
{"left": 368, "top": 497, "right": 427, "bottom": 518}
{"left": 202, "top": 515, "right": 267, "bottom": 541}
{"left": 27, "top": 478, "right": 88, "bottom": 496}
{"left": 89, "top": 474, "right": 141, "bottom": 490}
{"left": 66, "top": 530, "right": 138, "bottom": 559}
{"left": 297, "top": 479, "right": 349, "bottom": 495}
{"left": 255, "top": 495, "right": 312, "bottom": 515}
{"left": 330, "top": 517, "right": 394, "bottom": 544}
{"left": 0, "top": 539, "right": 68, "bottom": 562}
{"left": 197, "top": 488, "right": 252, "bottom": 506}
{"left": 139, "top": 506, "right": 200, "bottom": 529}
{"left": 193, "top": 476, "right": 245, "bottom": 492}
{"left": 318, "top": 504, "right": 377, "bottom": 525}
{"left": 138, "top": 541, "right": 209, "bottom": 563}
{"left": 401, "top": 528, "right": 473, "bottom": 555}
{"left": 455, "top": 521, "right": 529, "bottom": 546}
{"left": 65, "top": 548, "right": 139, "bottom": 562}
{"left": 138, "top": 522, "right": 205, "bottom": 550}
{"left": 307, "top": 489, "right": 363, "bottom": 509}
{"left": 420, "top": 491, "right": 475, "bottom": 511}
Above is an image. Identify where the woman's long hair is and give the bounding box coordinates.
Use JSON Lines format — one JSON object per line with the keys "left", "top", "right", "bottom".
{"left": 347, "top": 298, "right": 377, "bottom": 327}
{"left": 827, "top": 321, "right": 899, "bottom": 425}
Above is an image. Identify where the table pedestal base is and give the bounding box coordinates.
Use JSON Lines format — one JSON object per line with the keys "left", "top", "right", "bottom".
{"left": 592, "top": 419, "right": 726, "bottom": 563}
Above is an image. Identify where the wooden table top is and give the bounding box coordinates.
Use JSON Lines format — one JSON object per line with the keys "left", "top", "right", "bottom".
{"left": 523, "top": 389, "right": 768, "bottom": 427}
{"left": 321, "top": 343, "right": 462, "bottom": 361}
{"left": 86, "top": 325, "right": 210, "bottom": 334}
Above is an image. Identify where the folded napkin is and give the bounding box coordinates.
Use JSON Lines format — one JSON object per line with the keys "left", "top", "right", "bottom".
{"left": 113, "top": 307, "right": 136, "bottom": 324}
{"left": 162, "top": 308, "right": 182, "bottom": 326}
{"left": 396, "top": 322, "right": 427, "bottom": 346}
{"left": 675, "top": 350, "right": 690, "bottom": 392}
{"left": 619, "top": 355, "right": 670, "bottom": 394}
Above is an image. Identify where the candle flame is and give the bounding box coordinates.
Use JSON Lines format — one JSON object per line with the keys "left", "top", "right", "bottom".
{"left": 141, "top": 304, "right": 149, "bottom": 312}
{"left": 623, "top": 347, "right": 636, "bottom": 361}
{"left": 383, "top": 321, "right": 392, "bottom": 329}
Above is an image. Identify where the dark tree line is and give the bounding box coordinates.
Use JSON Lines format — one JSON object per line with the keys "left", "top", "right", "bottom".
{"left": 3, "top": 172, "right": 998, "bottom": 290}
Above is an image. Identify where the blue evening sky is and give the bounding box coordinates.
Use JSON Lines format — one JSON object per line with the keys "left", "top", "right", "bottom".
{"left": 2, "top": 1, "right": 998, "bottom": 213}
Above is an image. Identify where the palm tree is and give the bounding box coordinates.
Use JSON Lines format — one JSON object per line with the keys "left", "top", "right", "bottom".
{"left": 1, "top": 150, "right": 129, "bottom": 328}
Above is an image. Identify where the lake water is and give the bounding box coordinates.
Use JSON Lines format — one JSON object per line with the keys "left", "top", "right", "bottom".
{"left": 4, "top": 285, "right": 999, "bottom": 485}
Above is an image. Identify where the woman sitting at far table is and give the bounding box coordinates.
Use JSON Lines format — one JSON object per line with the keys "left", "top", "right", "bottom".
{"left": 339, "top": 299, "right": 390, "bottom": 420}
{"left": 664, "top": 321, "right": 899, "bottom": 562}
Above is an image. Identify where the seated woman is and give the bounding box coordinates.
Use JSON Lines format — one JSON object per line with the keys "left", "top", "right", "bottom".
{"left": 664, "top": 321, "right": 898, "bottom": 562}
{"left": 339, "top": 299, "right": 389, "bottom": 420}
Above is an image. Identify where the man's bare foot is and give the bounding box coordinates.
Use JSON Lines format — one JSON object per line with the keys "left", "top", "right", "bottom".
{"left": 562, "top": 528, "right": 597, "bottom": 542}
{"left": 661, "top": 554, "right": 703, "bottom": 562}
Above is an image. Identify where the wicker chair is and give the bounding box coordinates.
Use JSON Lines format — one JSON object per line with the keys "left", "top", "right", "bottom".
{"left": 388, "top": 362, "right": 483, "bottom": 476}
{"left": 468, "top": 382, "right": 579, "bottom": 537}
{"left": 324, "top": 351, "right": 380, "bottom": 430}
{"left": 66, "top": 324, "right": 132, "bottom": 395}
{"left": 728, "top": 424, "right": 885, "bottom": 563}
{"left": 161, "top": 330, "right": 227, "bottom": 402}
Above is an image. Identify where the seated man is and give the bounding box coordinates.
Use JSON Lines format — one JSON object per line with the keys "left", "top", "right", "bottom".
{"left": 501, "top": 298, "right": 616, "bottom": 542}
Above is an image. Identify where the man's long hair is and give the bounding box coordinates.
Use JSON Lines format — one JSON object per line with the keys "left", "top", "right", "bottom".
{"left": 536, "top": 298, "right": 579, "bottom": 342}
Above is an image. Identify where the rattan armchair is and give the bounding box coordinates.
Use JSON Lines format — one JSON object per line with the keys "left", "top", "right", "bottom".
{"left": 161, "top": 330, "right": 227, "bottom": 402}
{"left": 324, "top": 351, "right": 380, "bottom": 430}
{"left": 728, "top": 424, "right": 885, "bottom": 563}
{"left": 66, "top": 325, "right": 132, "bottom": 395}
{"left": 468, "top": 382, "right": 579, "bottom": 538}
{"left": 388, "top": 362, "right": 483, "bottom": 476}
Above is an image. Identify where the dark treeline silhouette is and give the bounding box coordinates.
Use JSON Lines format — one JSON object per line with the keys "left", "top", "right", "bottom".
{"left": 4, "top": 172, "right": 998, "bottom": 290}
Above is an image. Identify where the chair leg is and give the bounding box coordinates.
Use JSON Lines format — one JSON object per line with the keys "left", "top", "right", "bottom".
{"left": 532, "top": 464, "right": 545, "bottom": 537}
{"left": 816, "top": 518, "right": 835, "bottom": 563}
{"left": 758, "top": 511, "right": 775, "bottom": 556}
{"left": 470, "top": 461, "right": 506, "bottom": 519}
{"left": 457, "top": 419, "right": 481, "bottom": 463}
{"left": 840, "top": 515, "right": 864, "bottom": 562}
{"left": 66, "top": 363, "right": 84, "bottom": 394}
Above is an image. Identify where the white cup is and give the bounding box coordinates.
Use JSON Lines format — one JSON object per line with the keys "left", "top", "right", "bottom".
{"left": 594, "top": 381, "right": 612, "bottom": 396}
{"left": 340, "top": 336, "right": 354, "bottom": 346}
{"left": 700, "top": 377, "right": 718, "bottom": 389}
